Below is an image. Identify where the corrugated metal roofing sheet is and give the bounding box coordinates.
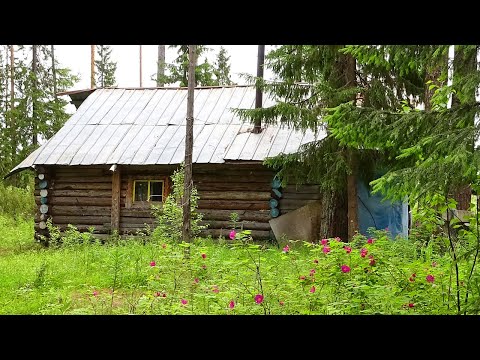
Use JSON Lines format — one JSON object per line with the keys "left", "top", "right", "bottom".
{"left": 8, "top": 86, "right": 327, "bottom": 174}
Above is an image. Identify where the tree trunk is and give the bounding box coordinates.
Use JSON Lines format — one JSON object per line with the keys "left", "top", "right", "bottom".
{"left": 139, "top": 45, "right": 143, "bottom": 87}
{"left": 51, "top": 45, "right": 57, "bottom": 100}
{"left": 32, "top": 45, "right": 38, "bottom": 146}
{"left": 90, "top": 45, "right": 95, "bottom": 88}
{"left": 9, "top": 45, "right": 16, "bottom": 158}
{"left": 182, "top": 45, "right": 196, "bottom": 244}
{"left": 157, "top": 45, "right": 165, "bottom": 86}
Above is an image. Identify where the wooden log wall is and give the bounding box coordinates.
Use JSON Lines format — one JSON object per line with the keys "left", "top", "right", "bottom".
{"left": 194, "top": 163, "right": 274, "bottom": 240}
{"left": 279, "top": 184, "right": 322, "bottom": 215}
{"left": 35, "top": 166, "right": 113, "bottom": 236}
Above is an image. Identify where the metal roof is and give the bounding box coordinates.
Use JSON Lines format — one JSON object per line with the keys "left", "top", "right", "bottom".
{"left": 8, "top": 86, "right": 326, "bottom": 175}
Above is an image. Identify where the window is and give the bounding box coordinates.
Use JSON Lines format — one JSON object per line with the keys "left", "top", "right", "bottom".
{"left": 133, "top": 180, "right": 164, "bottom": 203}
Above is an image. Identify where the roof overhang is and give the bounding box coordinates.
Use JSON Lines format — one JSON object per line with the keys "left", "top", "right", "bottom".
{"left": 57, "top": 88, "right": 97, "bottom": 109}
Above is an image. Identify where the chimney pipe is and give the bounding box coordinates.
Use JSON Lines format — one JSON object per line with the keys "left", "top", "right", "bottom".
{"left": 253, "top": 45, "right": 265, "bottom": 134}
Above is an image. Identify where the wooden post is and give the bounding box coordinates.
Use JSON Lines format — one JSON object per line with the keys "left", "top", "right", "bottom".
{"left": 111, "top": 165, "right": 121, "bottom": 235}
{"left": 139, "top": 45, "right": 143, "bottom": 87}
{"left": 253, "top": 45, "right": 265, "bottom": 134}
{"left": 91, "top": 45, "right": 95, "bottom": 88}
{"left": 157, "top": 45, "right": 165, "bottom": 86}
{"left": 182, "top": 45, "right": 196, "bottom": 244}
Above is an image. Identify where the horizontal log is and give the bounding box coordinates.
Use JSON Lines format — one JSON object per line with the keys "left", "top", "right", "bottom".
{"left": 121, "top": 217, "right": 157, "bottom": 224}
{"left": 35, "top": 224, "right": 109, "bottom": 234}
{"left": 282, "top": 185, "right": 320, "bottom": 194}
{"left": 198, "top": 209, "right": 271, "bottom": 222}
{"left": 194, "top": 164, "right": 268, "bottom": 172}
{"left": 194, "top": 182, "right": 272, "bottom": 192}
{"left": 53, "top": 183, "right": 113, "bottom": 190}
{"left": 54, "top": 176, "right": 112, "bottom": 183}
{"left": 50, "top": 190, "right": 112, "bottom": 197}
{"left": 52, "top": 215, "right": 111, "bottom": 225}
{"left": 200, "top": 229, "right": 271, "bottom": 240}
{"left": 279, "top": 199, "right": 319, "bottom": 210}
{"left": 281, "top": 192, "right": 322, "bottom": 200}
{"left": 121, "top": 209, "right": 156, "bottom": 217}
{"left": 194, "top": 174, "right": 273, "bottom": 183}
{"left": 49, "top": 197, "right": 112, "bottom": 206}
{"left": 193, "top": 169, "right": 274, "bottom": 177}
{"left": 198, "top": 200, "right": 269, "bottom": 210}
{"left": 198, "top": 191, "right": 271, "bottom": 201}
{"left": 55, "top": 168, "right": 107, "bottom": 176}
{"left": 50, "top": 205, "right": 111, "bottom": 216}
{"left": 120, "top": 224, "right": 155, "bottom": 230}
{"left": 200, "top": 220, "right": 271, "bottom": 231}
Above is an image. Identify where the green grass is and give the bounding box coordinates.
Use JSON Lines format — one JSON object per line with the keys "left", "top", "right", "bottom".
{"left": 0, "top": 214, "right": 478, "bottom": 315}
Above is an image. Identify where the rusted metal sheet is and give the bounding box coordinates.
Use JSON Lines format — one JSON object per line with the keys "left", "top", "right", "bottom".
{"left": 7, "top": 86, "right": 329, "bottom": 174}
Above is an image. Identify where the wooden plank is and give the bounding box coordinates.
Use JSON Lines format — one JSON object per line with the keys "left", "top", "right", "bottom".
{"left": 56, "top": 124, "right": 97, "bottom": 165}
{"left": 121, "top": 89, "right": 156, "bottom": 124}
{"left": 133, "top": 90, "right": 168, "bottom": 125}
{"left": 279, "top": 199, "right": 318, "bottom": 210}
{"left": 111, "top": 167, "right": 121, "bottom": 233}
{"left": 204, "top": 87, "right": 235, "bottom": 124}
{"left": 156, "top": 125, "right": 186, "bottom": 164}
{"left": 228, "top": 86, "right": 255, "bottom": 125}
{"left": 281, "top": 192, "right": 322, "bottom": 200}
{"left": 64, "top": 90, "right": 102, "bottom": 125}
{"left": 144, "top": 89, "right": 177, "bottom": 126}
{"left": 209, "top": 124, "right": 242, "bottom": 163}
{"left": 201, "top": 220, "right": 271, "bottom": 231}
{"left": 55, "top": 166, "right": 106, "bottom": 175}
{"left": 49, "top": 197, "right": 112, "bottom": 206}
{"left": 223, "top": 123, "right": 251, "bottom": 160}
{"left": 157, "top": 90, "right": 187, "bottom": 125}
{"left": 110, "top": 90, "right": 144, "bottom": 125}
{"left": 252, "top": 125, "right": 281, "bottom": 161}
{"left": 54, "top": 176, "right": 112, "bottom": 183}
{"left": 194, "top": 174, "right": 273, "bottom": 183}
{"left": 267, "top": 126, "right": 292, "bottom": 157}
{"left": 69, "top": 124, "right": 109, "bottom": 165}
{"left": 51, "top": 206, "right": 111, "bottom": 216}
{"left": 81, "top": 124, "right": 120, "bottom": 165}
{"left": 283, "top": 184, "right": 321, "bottom": 193}
{"left": 99, "top": 89, "right": 135, "bottom": 125}
{"left": 51, "top": 189, "right": 112, "bottom": 197}
{"left": 93, "top": 125, "right": 131, "bottom": 164}
{"left": 170, "top": 123, "right": 205, "bottom": 164}
{"left": 299, "top": 129, "right": 316, "bottom": 147}
{"left": 195, "top": 182, "right": 271, "bottom": 192}
{"left": 106, "top": 124, "right": 143, "bottom": 164}
{"left": 86, "top": 89, "right": 126, "bottom": 125}
{"left": 282, "top": 129, "right": 305, "bottom": 155}
{"left": 121, "top": 217, "right": 157, "bottom": 224}
{"left": 238, "top": 126, "right": 268, "bottom": 160}
{"left": 77, "top": 89, "right": 115, "bottom": 125}
{"left": 197, "top": 200, "right": 269, "bottom": 210}
{"left": 187, "top": 88, "right": 211, "bottom": 123}
{"left": 52, "top": 215, "right": 111, "bottom": 225}
{"left": 198, "top": 209, "right": 271, "bottom": 222}
{"left": 121, "top": 209, "right": 155, "bottom": 217}
{"left": 53, "top": 183, "right": 113, "bottom": 190}
{"left": 128, "top": 126, "right": 168, "bottom": 164}
{"left": 43, "top": 124, "right": 86, "bottom": 164}
{"left": 144, "top": 125, "right": 179, "bottom": 164}
{"left": 199, "top": 191, "right": 271, "bottom": 201}
{"left": 167, "top": 87, "right": 203, "bottom": 125}
{"left": 44, "top": 224, "right": 109, "bottom": 233}
{"left": 191, "top": 124, "right": 215, "bottom": 163}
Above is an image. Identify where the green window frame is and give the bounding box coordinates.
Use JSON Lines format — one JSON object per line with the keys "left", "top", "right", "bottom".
{"left": 133, "top": 180, "right": 164, "bottom": 203}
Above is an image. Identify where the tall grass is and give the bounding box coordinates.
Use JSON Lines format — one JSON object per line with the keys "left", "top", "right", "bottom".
{"left": 0, "top": 182, "right": 35, "bottom": 220}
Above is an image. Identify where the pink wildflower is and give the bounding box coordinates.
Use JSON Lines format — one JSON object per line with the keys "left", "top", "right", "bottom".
{"left": 299, "top": 275, "right": 306, "bottom": 280}
{"left": 279, "top": 301, "right": 285, "bottom": 306}
{"left": 282, "top": 245, "right": 290, "bottom": 253}
{"left": 334, "top": 237, "right": 341, "bottom": 242}
{"left": 162, "top": 293, "right": 167, "bottom": 298}
{"left": 201, "top": 253, "right": 206, "bottom": 259}
{"left": 194, "top": 278, "right": 199, "bottom": 284}
{"left": 322, "top": 246, "right": 331, "bottom": 254}
{"left": 408, "top": 303, "right": 414, "bottom": 308}
{"left": 341, "top": 265, "right": 351, "bottom": 273}
{"left": 313, "top": 259, "right": 319, "bottom": 264}
{"left": 369, "top": 257, "right": 376, "bottom": 266}
{"left": 431, "top": 261, "right": 437, "bottom": 267}
{"left": 212, "top": 286, "right": 219, "bottom": 293}
{"left": 360, "top": 248, "right": 368, "bottom": 258}
{"left": 344, "top": 246, "right": 352, "bottom": 254}
{"left": 154, "top": 291, "right": 161, "bottom": 297}
{"left": 426, "top": 274, "right": 435, "bottom": 283}
{"left": 310, "top": 269, "right": 316, "bottom": 275}
{"left": 309, "top": 286, "right": 316, "bottom": 293}
{"left": 254, "top": 294, "right": 264, "bottom": 304}
{"left": 201, "top": 264, "right": 207, "bottom": 270}
{"left": 321, "top": 238, "right": 328, "bottom": 245}
{"left": 229, "top": 300, "right": 235, "bottom": 309}
{"left": 367, "top": 238, "right": 374, "bottom": 244}
{"left": 150, "top": 261, "right": 156, "bottom": 267}
{"left": 181, "top": 299, "right": 188, "bottom": 305}
{"left": 92, "top": 290, "right": 98, "bottom": 297}
{"left": 385, "top": 227, "right": 389, "bottom": 231}
{"left": 229, "top": 230, "right": 236, "bottom": 240}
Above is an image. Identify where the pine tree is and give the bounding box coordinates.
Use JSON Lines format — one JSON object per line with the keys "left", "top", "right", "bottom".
{"left": 213, "top": 46, "right": 233, "bottom": 85}
{"left": 161, "top": 45, "right": 216, "bottom": 87}
{"left": 95, "top": 45, "right": 117, "bottom": 88}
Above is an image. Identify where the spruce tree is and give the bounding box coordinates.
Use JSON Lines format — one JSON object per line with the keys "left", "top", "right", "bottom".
{"left": 95, "top": 45, "right": 117, "bottom": 88}
{"left": 213, "top": 46, "right": 233, "bottom": 85}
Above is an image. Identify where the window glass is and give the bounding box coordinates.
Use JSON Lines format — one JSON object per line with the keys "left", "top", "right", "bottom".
{"left": 134, "top": 181, "right": 149, "bottom": 201}
{"left": 150, "top": 181, "right": 163, "bottom": 202}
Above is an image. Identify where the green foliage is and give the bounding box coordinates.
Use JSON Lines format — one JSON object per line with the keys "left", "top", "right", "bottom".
{"left": 152, "top": 164, "right": 207, "bottom": 242}
{"left": 0, "top": 182, "right": 35, "bottom": 220}
{"left": 212, "top": 46, "right": 233, "bottom": 86}
{"left": 95, "top": 45, "right": 117, "bottom": 87}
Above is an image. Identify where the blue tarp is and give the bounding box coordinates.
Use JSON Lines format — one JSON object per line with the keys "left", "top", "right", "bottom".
{"left": 357, "top": 179, "right": 409, "bottom": 239}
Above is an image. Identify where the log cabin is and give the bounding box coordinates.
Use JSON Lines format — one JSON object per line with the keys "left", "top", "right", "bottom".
{"left": 6, "top": 85, "right": 329, "bottom": 243}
